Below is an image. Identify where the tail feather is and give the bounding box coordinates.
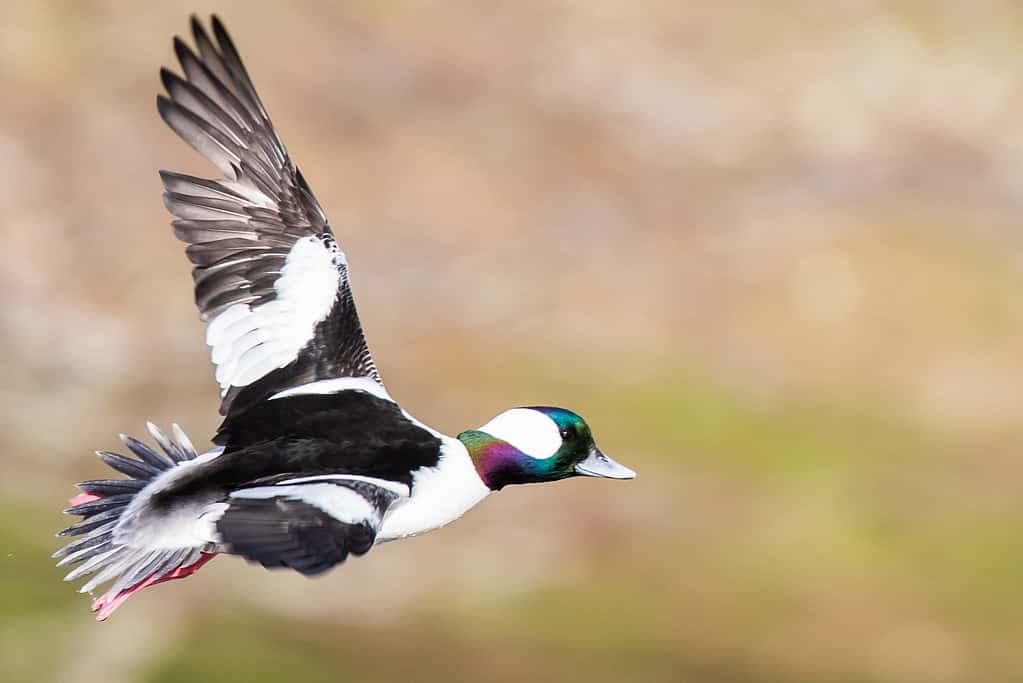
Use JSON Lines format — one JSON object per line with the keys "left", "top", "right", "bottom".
{"left": 76, "top": 479, "right": 147, "bottom": 496}
{"left": 55, "top": 424, "right": 218, "bottom": 621}
{"left": 62, "top": 547, "right": 123, "bottom": 583}
{"left": 122, "top": 431, "right": 174, "bottom": 468}
{"left": 96, "top": 451, "right": 162, "bottom": 480}
{"left": 112, "top": 547, "right": 193, "bottom": 594}
{"left": 57, "top": 509, "right": 121, "bottom": 538}
{"left": 52, "top": 530, "right": 114, "bottom": 561}
{"left": 54, "top": 538, "right": 116, "bottom": 567}
{"left": 145, "top": 421, "right": 198, "bottom": 463}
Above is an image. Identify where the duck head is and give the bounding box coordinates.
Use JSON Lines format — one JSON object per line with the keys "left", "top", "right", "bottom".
{"left": 458, "top": 407, "right": 635, "bottom": 491}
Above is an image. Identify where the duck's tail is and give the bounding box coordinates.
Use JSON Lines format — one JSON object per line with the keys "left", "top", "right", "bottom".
{"left": 54, "top": 423, "right": 219, "bottom": 621}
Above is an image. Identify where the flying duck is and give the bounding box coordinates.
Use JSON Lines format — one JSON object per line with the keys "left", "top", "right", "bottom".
{"left": 54, "top": 15, "right": 635, "bottom": 621}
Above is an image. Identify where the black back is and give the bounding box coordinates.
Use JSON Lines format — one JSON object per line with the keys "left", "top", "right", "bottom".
{"left": 213, "top": 391, "right": 442, "bottom": 486}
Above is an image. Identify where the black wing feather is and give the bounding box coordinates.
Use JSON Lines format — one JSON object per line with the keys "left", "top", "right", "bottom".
{"left": 158, "top": 15, "right": 382, "bottom": 416}
{"left": 217, "top": 482, "right": 395, "bottom": 576}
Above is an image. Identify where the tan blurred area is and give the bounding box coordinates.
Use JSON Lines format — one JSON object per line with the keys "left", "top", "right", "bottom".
{"left": 3, "top": 1, "right": 1023, "bottom": 682}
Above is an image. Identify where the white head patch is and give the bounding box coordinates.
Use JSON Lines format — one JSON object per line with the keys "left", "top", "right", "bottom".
{"left": 479, "top": 408, "right": 562, "bottom": 459}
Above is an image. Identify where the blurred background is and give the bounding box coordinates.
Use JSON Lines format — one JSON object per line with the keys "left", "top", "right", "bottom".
{"left": 3, "top": 1, "right": 1023, "bottom": 681}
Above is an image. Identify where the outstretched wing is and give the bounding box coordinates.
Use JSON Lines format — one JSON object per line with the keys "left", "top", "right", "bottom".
{"left": 158, "top": 15, "right": 381, "bottom": 418}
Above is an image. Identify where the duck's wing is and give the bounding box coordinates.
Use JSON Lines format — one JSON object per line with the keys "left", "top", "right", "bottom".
{"left": 158, "top": 15, "right": 381, "bottom": 418}
{"left": 216, "top": 475, "right": 408, "bottom": 575}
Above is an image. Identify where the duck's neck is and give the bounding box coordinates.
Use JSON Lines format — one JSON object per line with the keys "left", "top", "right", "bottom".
{"left": 458, "top": 430, "right": 552, "bottom": 491}
{"left": 376, "top": 436, "right": 489, "bottom": 542}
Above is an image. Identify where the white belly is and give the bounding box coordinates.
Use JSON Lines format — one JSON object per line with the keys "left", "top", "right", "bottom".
{"left": 376, "top": 438, "right": 490, "bottom": 542}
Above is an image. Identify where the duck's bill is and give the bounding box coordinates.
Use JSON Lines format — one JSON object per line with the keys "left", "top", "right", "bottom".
{"left": 574, "top": 448, "right": 636, "bottom": 479}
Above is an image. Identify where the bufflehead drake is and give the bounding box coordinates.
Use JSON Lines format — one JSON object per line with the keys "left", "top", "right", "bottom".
{"left": 55, "top": 15, "right": 635, "bottom": 621}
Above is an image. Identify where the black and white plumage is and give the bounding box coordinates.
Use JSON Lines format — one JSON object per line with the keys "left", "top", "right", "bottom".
{"left": 56, "top": 15, "right": 634, "bottom": 621}
{"left": 157, "top": 15, "right": 378, "bottom": 417}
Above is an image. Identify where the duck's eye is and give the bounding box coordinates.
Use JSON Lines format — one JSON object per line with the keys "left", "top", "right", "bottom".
{"left": 560, "top": 425, "right": 577, "bottom": 440}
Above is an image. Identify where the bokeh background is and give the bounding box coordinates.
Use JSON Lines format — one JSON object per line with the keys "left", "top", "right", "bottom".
{"left": 3, "top": 1, "right": 1023, "bottom": 681}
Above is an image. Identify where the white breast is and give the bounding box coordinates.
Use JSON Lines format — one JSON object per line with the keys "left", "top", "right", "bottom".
{"left": 376, "top": 437, "right": 490, "bottom": 543}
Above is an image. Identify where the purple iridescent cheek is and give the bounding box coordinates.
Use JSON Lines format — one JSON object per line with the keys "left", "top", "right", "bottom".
{"left": 474, "top": 441, "right": 525, "bottom": 482}
{"left": 476, "top": 440, "right": 565, "bottom": 489}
